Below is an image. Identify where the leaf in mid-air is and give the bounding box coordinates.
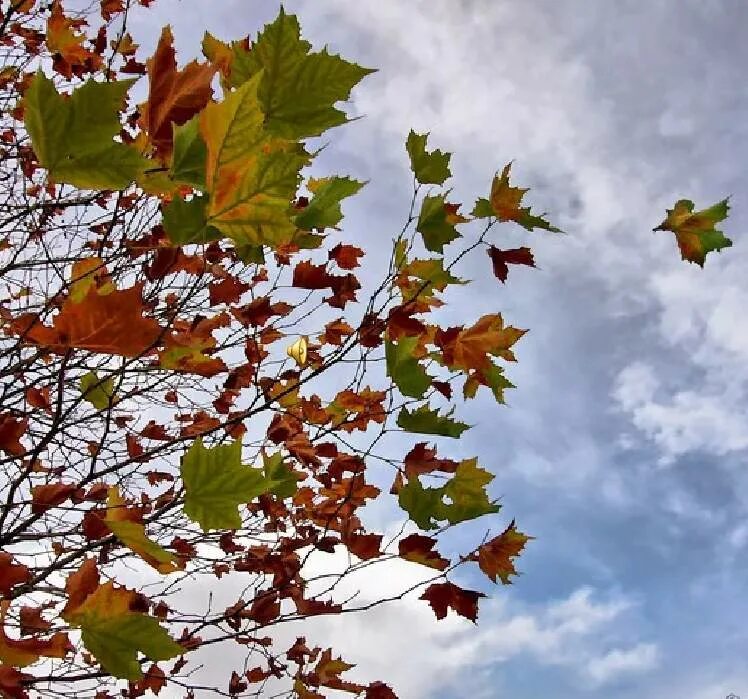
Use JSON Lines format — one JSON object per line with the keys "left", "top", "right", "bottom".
{"left": 396, "top": 405, "right": 470, "bottom": 438}
{"left": 416, "top": 195, "right": 469, "bottom": 253}
{"left": 406, "top": 130, "right": 451, "bottom": 185}
{"left": 472, "top": 162, "right": 561, "bottom": 233}
{"left": 103, "top": 487, "right": 181, "bottom": 574}
{"left": 385, "top": 337, "right": 431, "bottom": 399}
{"left": 62, "top": 560, "right": 182, "bottom": 680}
{"left": 23, "top": 72, "right": 145, "bottom": 189}
{"left": 79, "top": 371, "right": 115, "bottom": 410}
{"left": 180, "top": 438, "right": 278, "bottom": 531}
{"left": 654, "top": 198, "right": 732, "bottom": 266}
{"left": 228, "top": 7, "right": 375, "bottom": 138}
{"left": 294, "top": 177, "right": 364, "bottom": 231}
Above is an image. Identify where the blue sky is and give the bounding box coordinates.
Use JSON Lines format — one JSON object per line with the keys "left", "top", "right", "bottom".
{"left": 128, "top": 1, "right": 748, "bottom": 696}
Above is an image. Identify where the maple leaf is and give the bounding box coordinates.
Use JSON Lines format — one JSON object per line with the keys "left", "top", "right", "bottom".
{"left": 294, "top": 177, "right": 364, "bottom": 231}
{"left": 0, "top": 415, "right": 27, "bottom": 457}
{"left": 0, "top": 601, "right": 72, "bottom": 667}
{"left": 139, "top": 26, "right": 214, "bottom": 161}
{"left": 30, "top": 483, "right": 77, "bottom": 514}
{"left": 466, "top": 520, "right": 532, "bottom": 584}
{"left": 0, "top": 554, "right": 30, "bottom": 597}
{"left": 200, "top": 72, "right": 308, "bottom": 248}
{"left": 436, "top": 313, "right": 526, "bottom": 373}
{"left": 406, "top": 130, "right": 451, "bottom": 185}
{"left": 11, "top": 283, "right": 161, "bottom": 357}
{"left": 104, "top": 487, "right": 181, "bottom": 574}
{"left": 398, "top": 534, "right": 449, "bottom": 570}
{"left": 487, "top": 245, "right": 536, "bottom": 283}
{"left": 419, "top": 582, "right": 485, "bottom": 622}
{"left": 229, "top": 7, "right": 375, "bottom": 138}
{"left": 46, "top": 0, "right": 102, "bottom": 77}
{"left": 170, "top": 115, "right": 208, "bottom": 188}
{"left": 0, "top": 665, "right": 31, "bottom": 699}
{"left": 472, "top": 162, "right": 561, "bottom": 233}
{"left": 23, "top": 72, "right": 145, "bottom": 189}
{"left": 329, "top": 244, "right": 364, "bottom": 270}
{"left": 398, "top": 458, "right": 498, "bottom": 529}
{"left": 385, "top": 337, "right": 431, "bottom": 399}
{"left": 416, "top": 195, "right": 468, "bottom": 253}
{"left": 79, "top": 371, "right": 115, "bottom": 410}
{"left": 62, "top": 560, "right": 182, "bottom": 680}
{"left": 396, "top": 405, "right": 470, "bottom": 439}
{"left": 161, "top": 194, "right": 221, "bottom": 245}
{"left": 180, "top": 438, "right": 280, "bottom": 531}
{"left": 654, "top": 198, "right": 732, "bottom": 266}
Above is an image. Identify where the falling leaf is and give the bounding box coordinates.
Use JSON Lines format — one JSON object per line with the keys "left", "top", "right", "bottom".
{"left": 654, "top": 198, "right": 732, "bottom": 266}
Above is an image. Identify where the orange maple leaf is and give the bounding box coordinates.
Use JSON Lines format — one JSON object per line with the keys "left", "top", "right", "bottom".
{"left": 436, "top": 313, "right": 526, "bottom": 372}
{"left": 10, "top": 283, "right": 161, "bottom": 358}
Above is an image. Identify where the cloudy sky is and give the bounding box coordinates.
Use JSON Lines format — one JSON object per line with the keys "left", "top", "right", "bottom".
{"left": 129, "top": 1, "right": 748, "bottom": 697}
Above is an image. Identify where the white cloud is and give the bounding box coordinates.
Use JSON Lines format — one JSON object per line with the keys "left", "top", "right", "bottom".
{"left": 585, "top": 643, "right": 660, "bottom": 686}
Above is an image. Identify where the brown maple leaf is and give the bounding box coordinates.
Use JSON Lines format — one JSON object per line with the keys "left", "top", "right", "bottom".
{"left": 140, "top": 26, "right": 214, "bottom": 161}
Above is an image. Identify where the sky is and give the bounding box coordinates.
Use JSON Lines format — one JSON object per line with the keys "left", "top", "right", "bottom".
{"left": 126, "top": 1, "right": 748, "bottom": 697}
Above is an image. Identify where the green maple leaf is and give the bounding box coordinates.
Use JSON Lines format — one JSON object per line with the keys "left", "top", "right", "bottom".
{"left": 81, "top": 613, "right": 182, "bottom": 680}
{"left": 181, "top": 438, "right": 277, "bottom": 531}
{"left": 24, "top": 72, "right": 146, "bottom": 189}
{"left": 396, "top": 404, "right": 470, "bottom": 438}
{"left": 162, "top": 194, "right": 221, "bottom": 245}
{"left": 231, "top": 7, "right": 375, "bottom": 139}
{"left": 200, "top": 71, "right": 308, "bottom": 248}
{"left": 170, "top": 115, "right": 207, "bottom": 188}
{"left": 64, "top": 582, "right": 182, "bottom": 681}
{"left": 416, "top": 194, "right": 468, "bottom": 253}
{"left": 399, "top": 257, "right": 465, "bottom": 301}
{"left": 398, "top": 458, "right": 498, "bottom": 529}
{"left": 406, "top": 130, "right": 451, "bottom": 185}
{"left": 654, "top": 198, "right": 732, "bottom": 266}
{"left": 79, "top": 371, "right": 115, "bottom": 410}
{"left": 294, "top": 176, "right": 365, "bottom": 231}
{"left": 262, "top": 451, "right": 299, "bottom": 499}
{"left": 385, "top": 337, "right": 431, "bottom": 399}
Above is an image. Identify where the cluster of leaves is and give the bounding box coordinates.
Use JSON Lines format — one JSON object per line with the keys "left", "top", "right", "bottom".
{"left": 0, "top": 0, "right": 730, "bottom": 697}
{"left": 0, "top": 2, "right": 555, "bottom": 696}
